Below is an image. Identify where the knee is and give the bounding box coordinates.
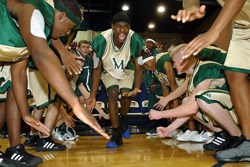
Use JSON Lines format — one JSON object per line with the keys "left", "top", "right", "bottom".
{"left": 107, "top": 88, "right": 119, "bottom": 100}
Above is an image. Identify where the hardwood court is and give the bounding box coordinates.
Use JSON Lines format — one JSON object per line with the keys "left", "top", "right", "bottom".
{"left": 0, "top": 135, "right": 249, "bottom": 167}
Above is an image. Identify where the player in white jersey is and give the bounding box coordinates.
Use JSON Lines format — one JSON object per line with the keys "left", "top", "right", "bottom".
{"left": 87, "top": 12, "right": 144, "bottom": 148}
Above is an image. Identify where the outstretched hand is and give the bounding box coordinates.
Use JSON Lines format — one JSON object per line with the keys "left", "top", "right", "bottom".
{"left": 181, "top": 29, "right": 220, "bottom": 59}
{"left": 86, "top": 97, "right": 96, "bottom": 112}
{"left": 156, "top": 127, "right": 171, "bottom": 138}
{"left": 171, "top": 5, "right": 206, "bottom": 23}
{"left": 23, "top": 115, "right": 50, "bottom": 136}
{"left": 154, "top": 95, "right": 170, "bottom": 111}
{"left": 122, "top": 88, "right": 142, "bottom": 97}
{"left": 62, "top": 51, "right": 82, "bottom": 76}
{"left": 73, "top": 104, "right": 110, "bottom": 140}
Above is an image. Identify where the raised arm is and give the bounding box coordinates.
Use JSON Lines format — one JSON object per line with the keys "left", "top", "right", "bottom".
{"left": 181, "top": 0, "right": 246, "bottom": 57}
{"left": 150, "top": 79, "right": 212, "bottom": 120}
{"left": 171, "top": 0, "right": 206, "bottom": 23}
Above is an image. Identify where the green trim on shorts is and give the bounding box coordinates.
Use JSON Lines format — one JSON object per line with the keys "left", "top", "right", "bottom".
{"left": 107, "top": 85, "right": 119, "bottom": 91}
{"left": 28, "top": 104, "right": 36, "bottom": 109}
{"left": 0, "top": 98, "right": 6, "bottom": 103}
{"left": 198, "top": 110, "right": 209, "bottom": 123}
{"left": 36, "top": 100, "right": 55, "bottom": 110}
{"left": 120, "top": 87, "right": 131, "bottom": 91}
{"left": 0, "top": 80, "right": 12, "bottom": 93}
{"left": 195, "top": 93, "right": 233, "bottom": 111}
{"left": 224, "top": 66, "right": 250, "bottom": 74}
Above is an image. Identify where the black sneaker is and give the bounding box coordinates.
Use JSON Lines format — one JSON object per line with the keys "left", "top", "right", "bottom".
{"left": 23, "top": 134, "right": 39, "bottom": 147}
{"left": 35, "top": 137, "right": 66, "bottom": 152}
{"left": 106, "top": 129, "right": 123, "bottom": 148}
{"left": 0, "top": 151, "right": 20, "bottom": 167}
{"left": 203, "top": 131, "right": 231, "bottom": 151}
{"left": 5, "top": 144, "right": 43, "bottom": 167}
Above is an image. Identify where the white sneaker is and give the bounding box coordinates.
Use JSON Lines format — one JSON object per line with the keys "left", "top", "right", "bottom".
{"left": 190, "top": 131, "right": 214, "bottom": 143}
{"left": 52, "top": 128, "right": 64, "bottom": 141}
{"left": 62, "top": 127, "right": 79, "bottom": 141}
{"left": 176, "top": 130, "right": 198, "bottom": 142}
{"left": 167, "top": 129, "right": 183, "bottom": 138}
{"left": 146, "top": 128, "right": 157, "bottom": 136}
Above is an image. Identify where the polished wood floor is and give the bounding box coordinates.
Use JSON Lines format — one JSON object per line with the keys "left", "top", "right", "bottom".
{"left": 1, "top": 135, "right": 249, "bottom": 167}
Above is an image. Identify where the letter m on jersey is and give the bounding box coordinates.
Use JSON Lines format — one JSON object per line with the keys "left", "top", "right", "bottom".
{"left": 112, "top": 58, "right": 124, "bottom": 69}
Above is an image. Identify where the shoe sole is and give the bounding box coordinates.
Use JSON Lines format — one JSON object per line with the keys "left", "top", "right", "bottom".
{"left": 35, "top": 147, "right": 66, "bottom": 152}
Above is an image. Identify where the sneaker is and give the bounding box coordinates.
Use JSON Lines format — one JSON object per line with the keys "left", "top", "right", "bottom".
{"left": 5, "top": 144, "right": 43, "bottom": 167}
{"left": 66, "top": 127, "right": 79, "bottom": 140}
{"left": 122, "top": 127, "right": 131, "bottom": 139}
{"left": 176, "top": 130, "right": 198, "bottom": 142}
{"left": 167, "top": 129, "right": 183, "bottom": 138}
{"left": 35, "top": 137, "right": 66, "bottom": 152}
{"left": 203, "top": 131, "right": 231, "bottom": 151}
{"left": 215, "top": 140, "right": 250, "bottom": 162}
{"left": 0, "top": 151, "right": 19, "bottom": 167}
{"left": 106, "top": 131, "right": 123, "bottom": 148}
{"left": 52, "top": 128, "right": 64, "bottom": 142}
{"left": 190, "top": 131, "right": 214, "bottom": 143}
{"left": 23, "top": 134, "right": 39, "bottom": 147}
{"left": 146, "top": 128, "right": 158, "bottom": 136}
{"left": 120, "top": 116, "right": 130, "bottom": 138}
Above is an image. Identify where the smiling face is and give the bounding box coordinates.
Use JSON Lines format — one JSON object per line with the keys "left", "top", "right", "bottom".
{"left": 112, "top": 22, "right": 130, "bottom": 46}
{"left": 51, "top": 10, "right": 76, "bottom": 39}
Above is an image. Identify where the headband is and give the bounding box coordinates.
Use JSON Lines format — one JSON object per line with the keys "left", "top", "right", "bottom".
{"left": 54, "top": 1, "right": 81, "bottom": 27}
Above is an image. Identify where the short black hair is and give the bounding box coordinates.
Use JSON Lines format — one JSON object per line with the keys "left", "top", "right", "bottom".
{"left": 112, "top": 12, "right": 130, "bottom": 24}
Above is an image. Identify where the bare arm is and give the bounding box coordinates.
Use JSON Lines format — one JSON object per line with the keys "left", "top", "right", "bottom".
{"left": 51, "top": 39, "right": 82, "bottom": 75}
{"left": 86, "top": 58, "right": 102, "bottom": 110}
{"left": 164, "top": 61, "right": 179, "bottom": 108}
{"left": 154, "top": 76, "right": 189, "bottom": 110}
{"left": 171, "top": 0, "right": 206, "bottom": 23}
{"left": 150, "top": 79, "right": 212, "bottom": 119}
{"left": 180, "top": 0, "right": 246, "bottom": 57}
{"left": 11, "top": 59, "right": 50, "bottom": 135}
{"left": 15, "top": 5, "right": 109, "bottom": 139}
{"left": 122, "top": 57, "right": 143, "bottom": 97}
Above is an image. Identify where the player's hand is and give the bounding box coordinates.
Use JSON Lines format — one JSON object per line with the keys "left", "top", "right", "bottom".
{"left": 148, "top": 109, "right": 163, "bottom": 120}
{"left": 122, "top": 88, "right": 142, "bottom": 97}
{"left": 62, "top": 51, "right": 82, "bottom": 75}
{"left": 86, "top": 97, "right": 96, "bottom": 112}
{"left": 156, "top": 127, "right": 171, "bottom": 138}
{"left": 171, "top": 5, "right": 206, "bottom": 23}
{"left": 23, "top": 115, "right": 50, "bottom": 136}
{"left": 64, "top": 115, "right": 76, "bottom": 128}
{"left": 154, "top": 95, "right": 170, "bottom": 111}
{"left": 181, "top": 28, "right": 220, "bottom": 59}
{"left": 73, "top": 104, "right": 110, "bottom": 140}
